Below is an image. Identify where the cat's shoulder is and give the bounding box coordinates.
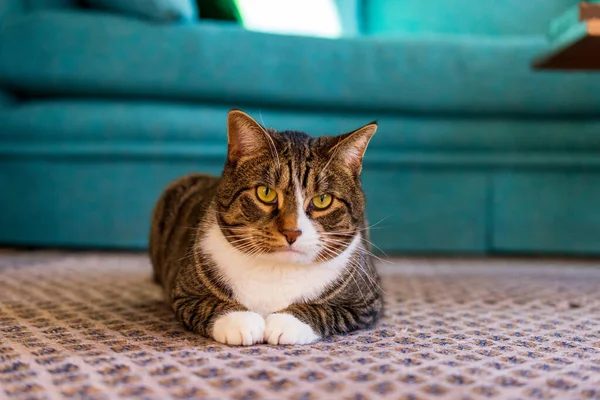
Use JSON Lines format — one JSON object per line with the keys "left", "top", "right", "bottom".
{"left": 154, "top": 173, "right": 220, "bottom": 218}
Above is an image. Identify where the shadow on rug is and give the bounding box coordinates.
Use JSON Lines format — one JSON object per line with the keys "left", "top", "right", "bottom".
{"left": 0, "top": 253, "right": 599, "bottom": 399}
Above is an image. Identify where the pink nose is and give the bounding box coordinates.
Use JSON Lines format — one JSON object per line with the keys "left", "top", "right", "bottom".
{"left": 280, "top": 229, "right": 302, "bottom": 244}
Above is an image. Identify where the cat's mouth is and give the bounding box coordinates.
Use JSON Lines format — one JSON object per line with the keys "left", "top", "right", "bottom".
{"left": 263, "top": 245, "right": 317, "bottom": 265}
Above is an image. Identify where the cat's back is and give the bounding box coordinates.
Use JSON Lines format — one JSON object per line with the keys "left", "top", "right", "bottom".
{"left": 149, "top": 173, "right": 219, "bottom": 287}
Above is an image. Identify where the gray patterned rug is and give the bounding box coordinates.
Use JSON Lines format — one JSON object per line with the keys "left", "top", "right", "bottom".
{"left": 0, "top": 252, "right": 599, "bottom": 400}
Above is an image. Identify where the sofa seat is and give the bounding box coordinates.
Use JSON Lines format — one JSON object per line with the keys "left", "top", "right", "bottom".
{"left": 2, "top": 11, "right": 600, "bottom": 116}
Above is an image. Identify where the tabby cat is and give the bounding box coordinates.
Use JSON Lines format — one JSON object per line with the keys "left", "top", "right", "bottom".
{"left": 149, "top": 110, "right": 383, "bottom": 346}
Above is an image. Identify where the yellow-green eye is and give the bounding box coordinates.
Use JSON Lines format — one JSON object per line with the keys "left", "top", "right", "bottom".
{"left": 256, "top": 185, "right": 277, "bottom": 204}
{"left": 311, "top": 193, "right": 333, "bottom": 209}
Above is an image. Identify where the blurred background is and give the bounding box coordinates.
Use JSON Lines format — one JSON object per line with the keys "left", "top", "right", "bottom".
{"left": 1, "top": 0, "right": 600, "bottom": 256}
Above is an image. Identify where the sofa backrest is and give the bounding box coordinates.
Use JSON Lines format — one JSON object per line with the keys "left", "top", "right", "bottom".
{"left": 26, "top": 0, "right": 78, "bottom": 11}
{"left": 1, "top": 0, "right": 79, "bottom": 26}
{"left": 3, "top": 0, "right": 364, "bottom": 37}
{"left": 1, "top": 0, "right": 23, "bottom": 24}
{"left": 361, "top": 0, "right": 579, "bottom": 36}
{"left": 334, "top": 0, "right": 360, "bottom": 36}
{"left": 1, "top": 0, "right": 77, "bottom": 22}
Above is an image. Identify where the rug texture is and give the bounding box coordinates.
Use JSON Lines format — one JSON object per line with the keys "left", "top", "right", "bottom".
{"left": 0, "top": 253, "right": 599, "bottom": 400}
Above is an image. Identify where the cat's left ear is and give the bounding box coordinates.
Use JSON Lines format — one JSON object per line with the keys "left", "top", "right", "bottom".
{"left": 227, "top": 109, "right": 273, "bottom": 162}
{"left": 330, "top": 122, "right": 377, "bottom": 173}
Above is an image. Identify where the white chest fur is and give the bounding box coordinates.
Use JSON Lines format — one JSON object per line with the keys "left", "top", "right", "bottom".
{"left": 201, "top": 222, "right": 360, "bottom": 317}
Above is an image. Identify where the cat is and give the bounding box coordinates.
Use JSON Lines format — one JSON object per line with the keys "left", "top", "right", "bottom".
{"left": 149, "top": 109, "right": 383, "bottom": 346}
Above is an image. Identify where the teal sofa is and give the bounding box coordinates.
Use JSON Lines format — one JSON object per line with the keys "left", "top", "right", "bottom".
{"left": 2, "top": 0, "right": 600, "bottom": 255}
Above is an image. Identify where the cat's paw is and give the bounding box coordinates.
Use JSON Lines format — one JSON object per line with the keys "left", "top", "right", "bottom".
{"left": 212, "top": 311, "right": 265, "bottom": 346}
{"left": 264, "top": 313, "right": 320, "bottom": 345}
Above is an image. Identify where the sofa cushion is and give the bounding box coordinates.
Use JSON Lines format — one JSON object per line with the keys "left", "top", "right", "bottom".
{"left": 363, "top": 0, "right": 578, "bottom": 36}
{"left": 2, "top": 11, "right": 600, "bottom": 116}
{"left": 85, "top": 0, "right": 197, "bottom": 22}
{"left": 25, "top": 0, "right": 78, "bottom": 10}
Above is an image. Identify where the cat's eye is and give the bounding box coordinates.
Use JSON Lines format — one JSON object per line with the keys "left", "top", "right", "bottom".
{"left": 311, "top": 193, "right": 333, "bottom": 210}
{"left": 256, "top": 185, "right": 278, "bottom": 204}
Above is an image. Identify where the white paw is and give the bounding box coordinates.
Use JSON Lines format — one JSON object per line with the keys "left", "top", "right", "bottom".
{"left": 212, "top": 311, "right": 265, "bottom": 346}
{"left": 264, "top": 313, "right": 320, "bottom": 345}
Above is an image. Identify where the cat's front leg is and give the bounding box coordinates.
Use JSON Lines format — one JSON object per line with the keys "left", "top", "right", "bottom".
{"left": 212, "top": 311, "right": 265, "bottom": 346}
{"left": 264, "top": 313, "right": 321, "bottom": 345}
{"left": 265, "top": 302, "right": 380, "bottom": 345}
{"left": 173, "top": 295, "right": 265, "bottom": 346}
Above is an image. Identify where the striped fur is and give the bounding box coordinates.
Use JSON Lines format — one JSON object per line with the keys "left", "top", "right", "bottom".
{"left": 149, "top": 110, "right": 383, "bottom": 345}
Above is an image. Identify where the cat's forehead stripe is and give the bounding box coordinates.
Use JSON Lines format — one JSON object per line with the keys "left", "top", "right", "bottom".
{"left": 302, "top": 164, "right": 310, "bottom": 189}
{"left": 287, "top": 159, "right": 293, "bottom": 192}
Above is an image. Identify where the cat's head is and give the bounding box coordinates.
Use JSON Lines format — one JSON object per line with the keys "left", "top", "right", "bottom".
{"left": 215, "top": 109, "right": 376, "bottom": 265}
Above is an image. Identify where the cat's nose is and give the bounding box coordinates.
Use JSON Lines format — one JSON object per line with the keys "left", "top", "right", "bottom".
{"left": 280, "top": 229, "right": 302, "bottom": 245}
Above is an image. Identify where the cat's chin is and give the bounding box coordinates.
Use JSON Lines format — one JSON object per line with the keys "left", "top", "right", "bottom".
{"left": 259, "top": 248, "right": 316, "bottom": 265}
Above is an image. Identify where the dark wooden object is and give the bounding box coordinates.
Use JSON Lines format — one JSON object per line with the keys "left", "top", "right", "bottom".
{"left": 581, "top": 2, "right": 600, "bottom": 20}
{"left": 533, "top": 3, "right": 600, "bottom": 71}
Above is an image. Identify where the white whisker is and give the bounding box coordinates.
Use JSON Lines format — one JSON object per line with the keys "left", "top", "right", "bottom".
{"left": 226, "top": 237, "right": 258, "bottom": 245}
{"left": 321, "top": 243, "right": 370, "bottom": 306}
{"left": 320, "top": 229, "right": 392, "bottom": 266}
{"left": 219, "top": 226, "right": 259, "bottom": 231}
{"left": 259, "top": 126, "right": 281, "bottom": 175}
{"left": 317, "top": 242, "right": 388, "bottom": 295}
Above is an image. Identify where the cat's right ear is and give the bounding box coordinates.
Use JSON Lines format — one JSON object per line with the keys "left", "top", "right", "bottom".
{"left": 227, "top": 109, "right": 272, "bottom": 162}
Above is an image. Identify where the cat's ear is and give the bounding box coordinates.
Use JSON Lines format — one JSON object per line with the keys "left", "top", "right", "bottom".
{"left": 227, "top": 109, "right": 272, "bottom": 162}
{"left": 330, "top": 122, "right": 377, "bottom": 173}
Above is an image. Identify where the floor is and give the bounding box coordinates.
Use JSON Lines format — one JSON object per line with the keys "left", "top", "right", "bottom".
{"left": 0, "top": 252, "right": 599, "bottom": 400}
